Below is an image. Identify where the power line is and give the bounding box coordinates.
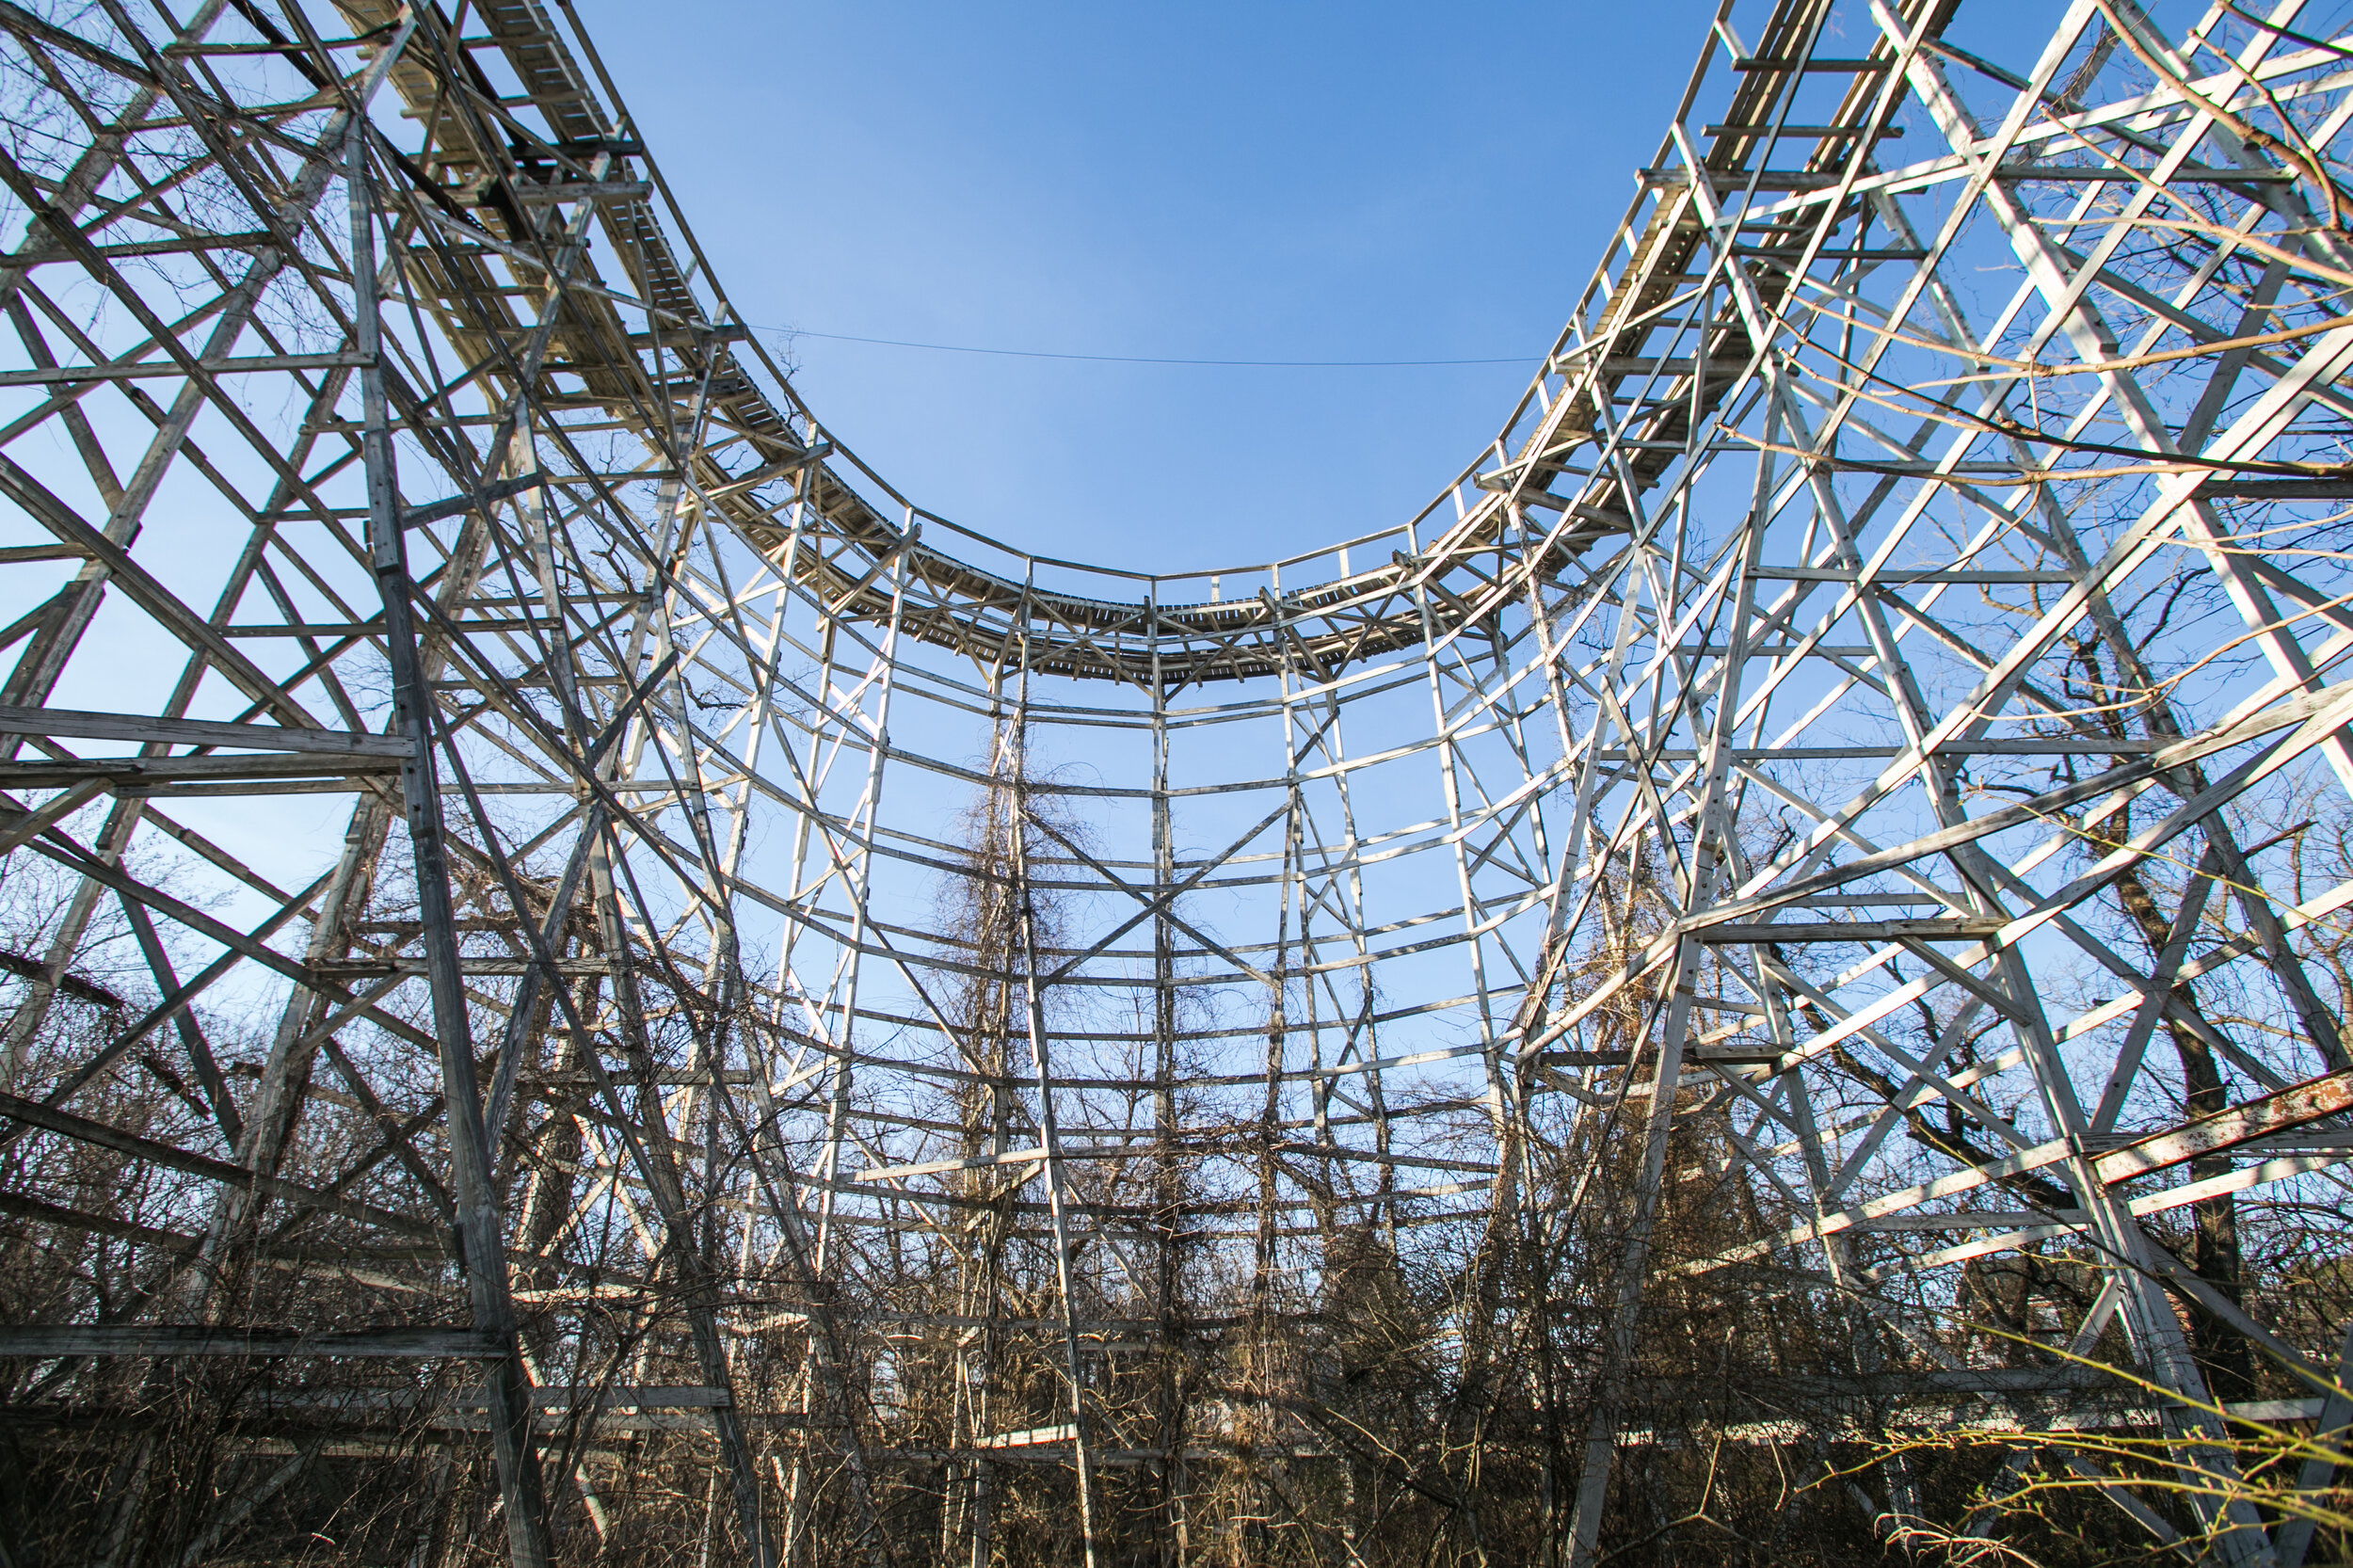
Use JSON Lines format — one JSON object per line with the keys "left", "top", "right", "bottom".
{"left": 762, "top": 325, "right": 1533, "bottom": 368}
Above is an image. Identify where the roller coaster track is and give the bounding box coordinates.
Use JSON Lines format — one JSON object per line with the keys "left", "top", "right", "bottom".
{"left": 1, "top": 1, "right": 2352, "bottom": 1564}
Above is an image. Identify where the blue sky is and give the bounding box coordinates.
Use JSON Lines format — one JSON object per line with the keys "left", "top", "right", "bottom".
{"left": 573, "top": 1, "right": 1707, "bottom": 573}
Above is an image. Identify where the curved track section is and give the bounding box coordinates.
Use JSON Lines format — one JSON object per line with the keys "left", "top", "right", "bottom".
{"left": 0, "top": 2, "right": 2350, "bottom": 1564}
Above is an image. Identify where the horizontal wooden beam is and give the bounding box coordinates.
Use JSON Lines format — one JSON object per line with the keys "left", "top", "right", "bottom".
{"left": 0, "top": 1326, "right": 498, "bottom": 1358}
{"left": 1698, "top": 919, "right": 2008, "bottom": 943}
{"left": 0, "top": 352, "right": 371, "bottom": 386}
{"left": 0, "top": 706, "right": 408, "bottom": 757}
{"left": 0, "top": 754, "right": 399, "bottom": 788}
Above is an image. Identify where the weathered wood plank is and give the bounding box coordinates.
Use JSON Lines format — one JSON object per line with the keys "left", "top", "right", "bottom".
{"left": 0, "top": 705, "right": 408, "bottom": 757}
{"left": 0, "top": 1326, "right": 497, "bottom": 1358}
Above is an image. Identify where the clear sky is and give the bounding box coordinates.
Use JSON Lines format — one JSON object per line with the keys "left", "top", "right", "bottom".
{"left": 570, "top": 1, "right": 1711, "bottom": 575}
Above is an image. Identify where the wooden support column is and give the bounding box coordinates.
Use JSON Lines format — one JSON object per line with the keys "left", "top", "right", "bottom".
{"left": 349, "top": 127, "right": 552, "bottom": 1568}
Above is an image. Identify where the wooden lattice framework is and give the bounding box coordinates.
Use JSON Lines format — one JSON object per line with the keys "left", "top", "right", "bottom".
{"left": 0, "top": 0, "right": 2351, "bottom": 1563}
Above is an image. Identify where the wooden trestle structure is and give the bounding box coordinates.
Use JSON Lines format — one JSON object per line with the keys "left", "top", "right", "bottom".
{"left": 0, "top": 0, "right": 2351, "bottom": 1562}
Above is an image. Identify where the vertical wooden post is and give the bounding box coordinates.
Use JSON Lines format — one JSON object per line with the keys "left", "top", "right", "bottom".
{"left": 1005, "top": 647, "right": 1102, "bottom": 1568}
{"left": 348, "top": 125, "right": 551, "bottom": 1568}
{"left": 1147, "top": 584, "right": 1191, "bottom": 1568}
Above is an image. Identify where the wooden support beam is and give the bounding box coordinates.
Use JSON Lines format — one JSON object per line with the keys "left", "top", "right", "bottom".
{"left": 0, "top": 1326, "right": 499, "bottom": 1357}
{"left": 0, "top": 705, "right": 408, "bottom": 757}
{"left": 2094, "top": 1070, "right": 2353, "bottom": 1185}
{"left": 0, "top": 1091, "right": 437, "bottom": 1238}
